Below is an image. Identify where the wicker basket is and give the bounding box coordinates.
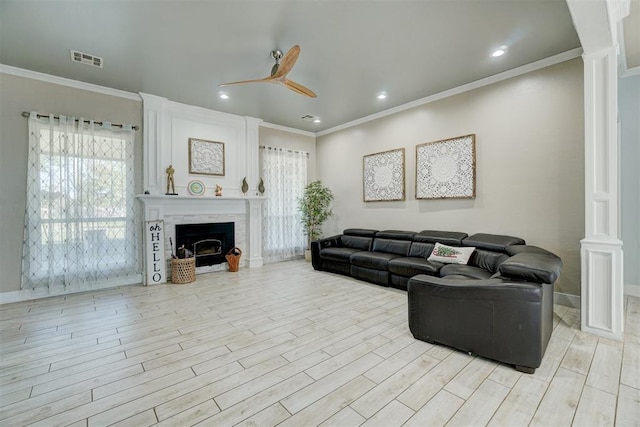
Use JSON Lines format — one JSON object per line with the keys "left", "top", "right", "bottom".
{"left": 171, "top": 257, "right": 196, "bottom": 284}
{"left": 225, "top": 247, "right": 242, "bottom": 272}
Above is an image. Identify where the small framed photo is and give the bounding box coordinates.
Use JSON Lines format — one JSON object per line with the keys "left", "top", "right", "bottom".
{"left": 416, "top": 134, "right": 476, "bottom": 199}
{"left": 189, "top": 138, "right": 225, "bottom": 176}
{"left": 363, "top": 148, "right": 405, "bottom": 202}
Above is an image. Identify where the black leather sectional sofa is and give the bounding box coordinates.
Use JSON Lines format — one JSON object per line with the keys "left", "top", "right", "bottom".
{"left": 311, "top": 229, "right": 563, "bottom": 373}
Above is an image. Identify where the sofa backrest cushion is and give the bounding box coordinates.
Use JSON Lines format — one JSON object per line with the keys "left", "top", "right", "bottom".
{"left": 376, "top": 230, "right": 417, "bottom": 240}
{"left": 499, "top": 252, "right": 563, "bottom": 284}
{"left": 409, "top": 242, "right": 435, "bottom": 258}
{"left": 505, "top": 245, "right": 558, "bottom": 257}
{"left": 372, "top": 230, "right": 415, "bottom": 256}
{"left": 372, "top": 239, "right": 412, "bottom": 256}
{"left": 415, "top": 230, "right": 468, "bottom": 246}
{"left": 468, "top": 249, "right": 510, "bottom": 273}
{"left": 343, "top": 228, "right": 378, "bottom": 237}
{"left": 462, "top": 233, "right": 525, "bottom": 252}
{"left": 340, "top": 235, "right": 374, "bottom": 251}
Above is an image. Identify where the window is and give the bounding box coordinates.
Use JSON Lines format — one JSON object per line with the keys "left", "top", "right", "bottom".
{"left": 22, "top": 113, "right": 138, "bottom": 292}
{"left": 261, "top": 146, "right": 308, "bottom": 263}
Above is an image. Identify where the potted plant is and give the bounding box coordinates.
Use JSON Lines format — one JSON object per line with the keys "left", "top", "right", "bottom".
{"left": 298, "top": 180, "right": 334, "bottom": 261}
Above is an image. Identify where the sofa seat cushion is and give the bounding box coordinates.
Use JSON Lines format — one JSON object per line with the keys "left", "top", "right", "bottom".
{"left": 440, "top": 264, "right": 493, "bottom": 279}
{"left": 388, "top": 257, "right": 444, "bottom": 277}
{"left": 320, "top": 247, "right": 362, "bottom": 263}
{"left": 351, "top": 251, "right": 400, "bottom": 270}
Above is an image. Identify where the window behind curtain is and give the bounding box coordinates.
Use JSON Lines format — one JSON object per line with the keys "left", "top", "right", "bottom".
{"left": 22, "top": 113, "right": 139, "bottom": 292}
{"left": 261, "top": 146, "right": 308, "bottom": 263}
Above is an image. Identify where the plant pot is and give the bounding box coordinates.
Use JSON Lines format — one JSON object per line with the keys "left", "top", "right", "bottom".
{"left": 304, "top": 249, "right": 311, "bottom": 262}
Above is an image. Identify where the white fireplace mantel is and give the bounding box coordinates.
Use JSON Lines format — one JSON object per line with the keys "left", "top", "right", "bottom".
{"left": 137, "top": 194, "right": 266, "bottom": 283}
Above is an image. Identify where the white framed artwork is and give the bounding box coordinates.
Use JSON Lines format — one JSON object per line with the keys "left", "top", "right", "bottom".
{"left": 416, "top": 134, "right": 476, "bottom": 199}
{"left": 363, "top": 148, "right": 405, "bottom": 202}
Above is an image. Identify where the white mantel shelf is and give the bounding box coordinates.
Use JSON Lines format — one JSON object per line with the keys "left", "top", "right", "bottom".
{"left": 136, "top": 194, "right": 267, "bottom": 202}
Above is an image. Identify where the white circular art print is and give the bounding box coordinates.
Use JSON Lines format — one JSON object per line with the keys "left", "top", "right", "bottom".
{"left": 416, "top": 135, "right": 475, "bottom": 199}
{"left": 363, "top": 149, "right": 405, "bottom": 201}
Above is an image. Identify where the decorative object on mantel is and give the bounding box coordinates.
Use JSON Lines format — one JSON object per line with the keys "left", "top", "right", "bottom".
{"left": 298, "top": 180, "right": 334, "bottom": 261}
{"left": 187, "top": 180, "right": 205, "bottom": 196}
{"left": 215, "top": 185, "right": 223, "bottom": 196}
{"left": 189, "top": 138, "right": 225, "bottom": 176}
{"left": 241, "top": 177, "right": 249, "bottom": 195}
{"left": 363, "top": 148, "right": 405, "bottom": 202}
{"left": 416, "top": 134, "right": 476, "bottom": 199}
{"left": 258, "top": 177, "right": 265, "bottom": 195}
{"left": 165, "top": 165, "right": 178, "bottom": 195}
{"left": 225, "top": 247, "right": 243, "bottom": 272}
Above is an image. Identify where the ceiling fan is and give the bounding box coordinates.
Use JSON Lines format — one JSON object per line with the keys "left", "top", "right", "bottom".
{"left": 219, "top": 45, "right": 317, "bottom": 98}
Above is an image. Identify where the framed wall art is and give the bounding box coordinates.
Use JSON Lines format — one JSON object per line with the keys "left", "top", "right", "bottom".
{"left": 363, "top": 148, "right": 405, "bottom": 202}
{"left": 189, "top": 138, "right": 225, "bottom": 176}
{"left": 416, "top": 134, "right": 476, "bottom": 199}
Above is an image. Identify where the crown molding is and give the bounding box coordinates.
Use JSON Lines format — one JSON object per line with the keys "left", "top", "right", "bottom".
{"left": 260, "top": 121, "right": 316, "bottom": 137}
{"left": 0, "top": 64, "right": 141, "bottom": 101}
{"left": 317, "top": 48, "right": 584, "bottom": 137}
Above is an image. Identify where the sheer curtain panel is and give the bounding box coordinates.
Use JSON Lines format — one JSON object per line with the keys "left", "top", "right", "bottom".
{"left": 261, "top": 146, "right": 308, "bottom": 263}
{"left": 21, "top": 112, "right": 139, "bottom": 293}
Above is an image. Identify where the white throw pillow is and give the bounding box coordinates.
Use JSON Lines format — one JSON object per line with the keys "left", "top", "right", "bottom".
{"left": 427, "top": 242, "right": 475, "bottom": 265}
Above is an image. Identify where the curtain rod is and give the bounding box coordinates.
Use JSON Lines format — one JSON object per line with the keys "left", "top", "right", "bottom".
{"left": 22, "top": 111, "right": 140, "bottom": 131}
{"left": 259, "top": 145, "right": 309, "bottom": 156}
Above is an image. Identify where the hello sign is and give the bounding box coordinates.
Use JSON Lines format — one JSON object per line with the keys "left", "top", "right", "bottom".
{"left": 145, "top": 220, "right": 167, "bottom": 284}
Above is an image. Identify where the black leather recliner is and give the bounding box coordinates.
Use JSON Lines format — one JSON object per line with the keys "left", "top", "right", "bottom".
{"left": 408, "top": 247, "right": 562, "bottom": 373}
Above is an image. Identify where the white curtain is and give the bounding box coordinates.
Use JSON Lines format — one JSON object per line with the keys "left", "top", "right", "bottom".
{"left": 21, "top": 112, "right": 139, "bottom": 292}
{"left": 261, "top": 146, "right": 308, "bottom": 263}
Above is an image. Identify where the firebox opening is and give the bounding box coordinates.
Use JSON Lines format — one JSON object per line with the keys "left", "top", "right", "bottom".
{"left": 175, "top": 222, "right": 235, "bottom": 267}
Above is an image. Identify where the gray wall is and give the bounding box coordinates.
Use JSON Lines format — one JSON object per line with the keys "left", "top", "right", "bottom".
{"left": 619, "top": 74, "right": 640, "bottom": 291}
{"left": 316, "top": 58, "right": 585, "bottom": 296}
{"left": 0, "top": 72, "right": 143, "bottom": 294}
{"left": 259, "top": 126, "right": 317, "bottom": 181}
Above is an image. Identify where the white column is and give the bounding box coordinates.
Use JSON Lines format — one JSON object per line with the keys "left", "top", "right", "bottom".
{"left": 245, "top": 116, "right": 263, "bottom": 195}
{"left": 139, "top": 93, "right": 168, "bottom": 195}
{"left": 580, "top": 47, "right": 624, "bottom": 340}
{"left": 246, "top": 198, "right": 266, "bottom": 267}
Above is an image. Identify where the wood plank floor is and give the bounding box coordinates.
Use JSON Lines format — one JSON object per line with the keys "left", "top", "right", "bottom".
{"left": 1, "top": 260, "right": 638, "bottom": 426}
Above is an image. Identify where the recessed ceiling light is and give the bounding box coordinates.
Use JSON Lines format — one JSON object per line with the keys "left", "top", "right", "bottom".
{"left": 301, "top": 114, "right": 321, "bottom": 123}
{"left": 491, "top": 48, "right": 506, "bottom": 58}
{"left": 313, "top": 118, "right": 322, "bottom": 123}
{"left": 377, "top": 92, "right": 387, "bottom": 100}
{"left": 219, "top": 92, "right": 229, "bottom": 100}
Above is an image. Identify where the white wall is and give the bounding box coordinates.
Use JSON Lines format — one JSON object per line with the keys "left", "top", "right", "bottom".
{"left": 619, "top": 74, "right": 640, "bottom": 294}
{"left": 316, "top": 58, "right": 585, "bottom": 296}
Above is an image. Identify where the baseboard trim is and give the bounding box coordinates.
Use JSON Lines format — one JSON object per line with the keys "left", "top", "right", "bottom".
{"left": 554, "top": 291, "right": 581, "bottom": 308}
{"left": 0, "top": 275, "right": 143, "bottom": 305}
{"left": 625, "top": 284, "right": 640, "bottom": 298}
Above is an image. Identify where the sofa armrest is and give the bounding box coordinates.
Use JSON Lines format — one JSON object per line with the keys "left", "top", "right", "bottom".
{"left": 311, "top": 234, "right": 342, "bottom": 270}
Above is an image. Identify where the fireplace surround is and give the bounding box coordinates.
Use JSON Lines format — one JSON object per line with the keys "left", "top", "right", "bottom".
{"left": 137, "top": 194, "right": 265, "bottom": 284}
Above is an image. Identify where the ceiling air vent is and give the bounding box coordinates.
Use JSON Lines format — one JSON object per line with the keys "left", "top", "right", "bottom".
{"left": 70, "top": 50, "right": 103, "bottom": 68}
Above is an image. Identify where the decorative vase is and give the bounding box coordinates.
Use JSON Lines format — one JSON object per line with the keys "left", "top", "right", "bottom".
{"left": 241, "top": 177, "right": 249, "bottom": 194}
{"left": 258, "top": 178, "right": 265, "bottom": 195}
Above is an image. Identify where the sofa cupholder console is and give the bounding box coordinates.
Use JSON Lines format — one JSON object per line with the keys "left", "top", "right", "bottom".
{"left": 311, "top": 229, "right": 563, "bottom": 373}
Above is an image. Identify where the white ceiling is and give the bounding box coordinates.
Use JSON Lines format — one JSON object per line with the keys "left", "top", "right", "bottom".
{"left": 0, "top": 0, "right": 618, "bottom": 133}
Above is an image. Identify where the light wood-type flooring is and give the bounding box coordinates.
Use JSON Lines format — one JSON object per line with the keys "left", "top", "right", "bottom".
{"left": 1, "top": 260, "right": 639, "bottom": 426}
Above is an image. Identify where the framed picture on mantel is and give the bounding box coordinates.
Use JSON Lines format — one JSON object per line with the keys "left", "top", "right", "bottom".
{"left": 189, "top": 138, "right": 225, "bottom": 176}
{"left": 415, "top": 134, "right": 476, "bottom": 199}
